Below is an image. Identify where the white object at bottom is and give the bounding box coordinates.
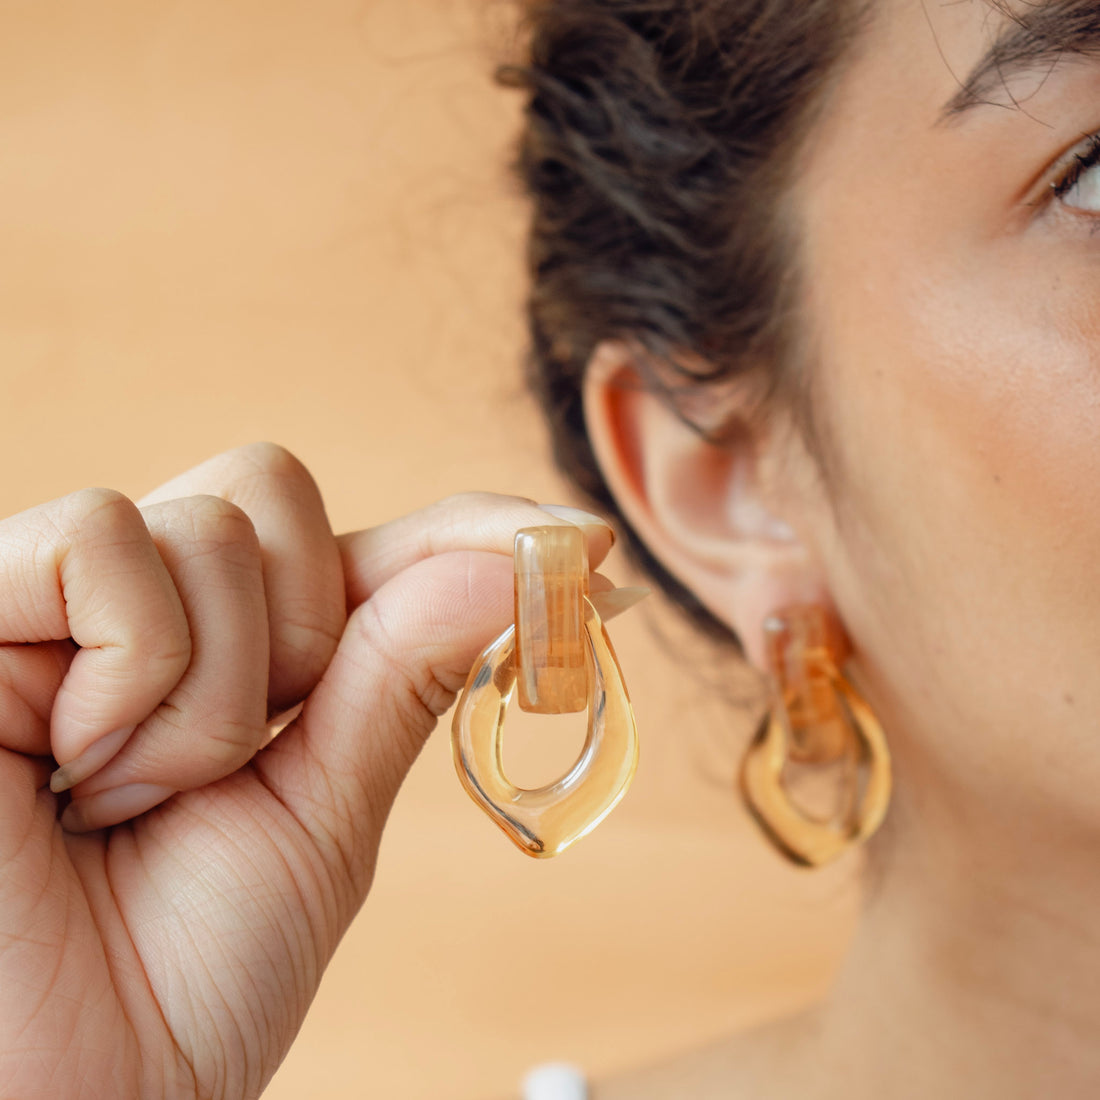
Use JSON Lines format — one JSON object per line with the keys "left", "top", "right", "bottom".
{"left": 521, "top": 1062, "right": 588, "bottom": 1100}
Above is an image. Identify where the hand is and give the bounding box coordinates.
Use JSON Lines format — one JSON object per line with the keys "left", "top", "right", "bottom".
{"left": 0, "top": 442, "right": 623, "bottom": 1100}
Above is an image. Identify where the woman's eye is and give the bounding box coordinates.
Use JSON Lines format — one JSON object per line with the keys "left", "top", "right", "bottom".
{"left": 1060, "top": 162, "right": 1100, "bottom": 213}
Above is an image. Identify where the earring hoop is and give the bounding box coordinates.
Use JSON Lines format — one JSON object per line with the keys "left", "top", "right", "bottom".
{"left": 451, "top": 525, "right": 639, "bottom": 858}
{"left": 739, "top": 605, "right": 891, "bottom": 867}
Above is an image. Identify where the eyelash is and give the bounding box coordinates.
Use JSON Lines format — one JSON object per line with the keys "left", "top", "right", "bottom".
{"left": 1050, "top": 132, "right": 1100, "bottom": 201}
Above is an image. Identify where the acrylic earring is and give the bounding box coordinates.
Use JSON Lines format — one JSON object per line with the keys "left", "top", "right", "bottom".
{"left": 740, "top": 604, "right": 891, "bottom": 867}
{"left": 451, "top": 525, "right": 639, "bottom": 858}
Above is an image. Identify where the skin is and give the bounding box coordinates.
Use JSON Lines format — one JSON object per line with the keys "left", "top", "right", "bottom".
{"left": 5, "top": 2, "right": 1099, "bottom": 1097}
{"left": 0, "top": 441, "right": 625, "bottom": 1099}
{"left": 582, "top": 0, "right": 1100, "bottom": 1096}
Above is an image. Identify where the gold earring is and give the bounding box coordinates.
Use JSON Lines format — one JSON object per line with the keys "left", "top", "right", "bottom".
{"left": 451, "top": 525, "right": 639, "bottom": 858}
{"left": 740, "top": 604, "right": 891, "bottom": 867}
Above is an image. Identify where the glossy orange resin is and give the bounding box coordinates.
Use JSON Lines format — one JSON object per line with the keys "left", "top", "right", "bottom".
{"left": 514, "top": 525, "right": 589, "bottom": 714}
{"left": 763, "top": 605, "right": 849, "bottom": 763}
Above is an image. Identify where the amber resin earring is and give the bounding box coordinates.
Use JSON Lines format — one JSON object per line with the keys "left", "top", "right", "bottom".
{"left": 451, "top": 525, "right": 639, "bottom": 858}
{"left": 740, "top": 604, "right": 891, "bottom": 867}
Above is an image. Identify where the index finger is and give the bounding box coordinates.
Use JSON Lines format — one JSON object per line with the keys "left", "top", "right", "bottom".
{"left": 336, "top": 493, "right": 616, "bottom": 608}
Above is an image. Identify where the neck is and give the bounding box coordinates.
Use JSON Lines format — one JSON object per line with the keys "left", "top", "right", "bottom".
{"left": 808, "top": 773, "right": 1100, "bottom": 1098}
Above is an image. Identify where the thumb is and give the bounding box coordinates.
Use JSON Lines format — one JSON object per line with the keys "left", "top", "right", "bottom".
{"left": 252, "top": 548, "right": 514, "bottom": 896}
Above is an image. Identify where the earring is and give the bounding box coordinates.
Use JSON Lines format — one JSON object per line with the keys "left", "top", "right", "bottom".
{"left": 739, "top": 604, "right": 891, "bottom": 867}
{"left": 451, "top": 525, "right": 639, "bottom": 858}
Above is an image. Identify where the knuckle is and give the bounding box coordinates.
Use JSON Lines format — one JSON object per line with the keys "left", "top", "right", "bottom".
{"left": 268, "top": 589, "right": 346, "bottom": 710}
{"left": 421, "top": 493, "right": 496, "bottom": 555}
{"left": 198, "top": 719, "right": 263, "bottom": 772}
{"left": 136, "top": 615, "right": 193, "bottom": 664}
{"left": 24, "top": 490, "right": 193, "bottom": 689}
{"left": 184, "top": 493, "right": 255, "bottom": 535}
{"left": 116, "top": 609, "right": 193, "bottom": 685}
{"left": 59, "top": 491, "right": 193, "bottom": 671}
{"left": 144, "top": 637, "right": 194, "bottom": 685}
{"left": 424, "top": 491, "right": 541, "bottom": 556}
{"left": 157, "top": 703, "right": 261, "bottom": 774}
{"left": 181, "top": 495, "right": 261, "bottom": 562}
{"left": 62, "top": 487, "right": 141, "bottom": 538}
{"left": 233, "top": 441, "right": 318, "bottom": 495}
{"left": 274, "top": 601, "right": 344, "bottom": 665}
{"left": 100, "top": 633, "right": 192, "bottom": 687}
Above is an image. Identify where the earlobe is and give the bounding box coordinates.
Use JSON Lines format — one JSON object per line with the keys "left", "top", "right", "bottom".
{"left": 581, "top": 340, "right": 837, "bottom": 670}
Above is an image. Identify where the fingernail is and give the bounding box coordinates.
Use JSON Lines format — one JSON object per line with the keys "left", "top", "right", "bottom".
{"left": 60, "top": 783, "right": 174, "bottom": 833}
{"left": 590, "top": 587, "right": 651, "bottom": 621}
{"left": 50, "top": 725, "right": 136, "bottom": 794}
{"left": 537, "top": 504, "right": 616, "bottom": 546}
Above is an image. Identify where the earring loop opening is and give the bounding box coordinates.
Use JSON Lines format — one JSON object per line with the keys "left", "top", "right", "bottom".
{"left": 451, "top": 526, "right": 638, "bottom": 858}
{"left": 741, "top": 605, "right": 891, "bottom": 867}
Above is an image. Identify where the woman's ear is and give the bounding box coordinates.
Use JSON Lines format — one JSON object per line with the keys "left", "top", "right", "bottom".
{"left": 582, "top": 340, "right": 838, "bottom": 670}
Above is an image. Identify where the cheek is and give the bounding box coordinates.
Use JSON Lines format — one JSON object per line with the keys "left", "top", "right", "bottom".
{"left": 860, "top": 250, "right": 1100, "bottom": 557}
{"left": 807, "top": 235, "right": 1100, "bottom": 811}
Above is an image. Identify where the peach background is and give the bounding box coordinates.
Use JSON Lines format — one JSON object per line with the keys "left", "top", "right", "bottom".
{"left": 0, "top": 3, "right": 859, "bottom": 1097}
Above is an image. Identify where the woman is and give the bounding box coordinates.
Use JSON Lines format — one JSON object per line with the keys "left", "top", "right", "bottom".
{"left": 2, "top": 0, "right": 1099, "bottom": 1096}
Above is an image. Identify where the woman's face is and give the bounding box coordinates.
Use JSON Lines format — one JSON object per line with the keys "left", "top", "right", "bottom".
{"left": 585, "top": 0, "right": 1100, "bottom": 847}
{"left": 793, "top": 0, "right": 1100, "bottom": 839}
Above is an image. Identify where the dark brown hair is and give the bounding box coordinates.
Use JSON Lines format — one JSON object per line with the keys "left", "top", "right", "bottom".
{"left": 500, "top": 0, "right": 870, "bottom": 652}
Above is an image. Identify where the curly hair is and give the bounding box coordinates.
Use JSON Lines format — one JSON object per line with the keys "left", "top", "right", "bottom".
{"left": 500, "top": 0, "right": 872, "bottom": 652}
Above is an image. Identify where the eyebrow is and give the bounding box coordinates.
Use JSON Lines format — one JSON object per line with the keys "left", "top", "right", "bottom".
{"left": 938, "top": 0, "right": 1100, "bottom": 124}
